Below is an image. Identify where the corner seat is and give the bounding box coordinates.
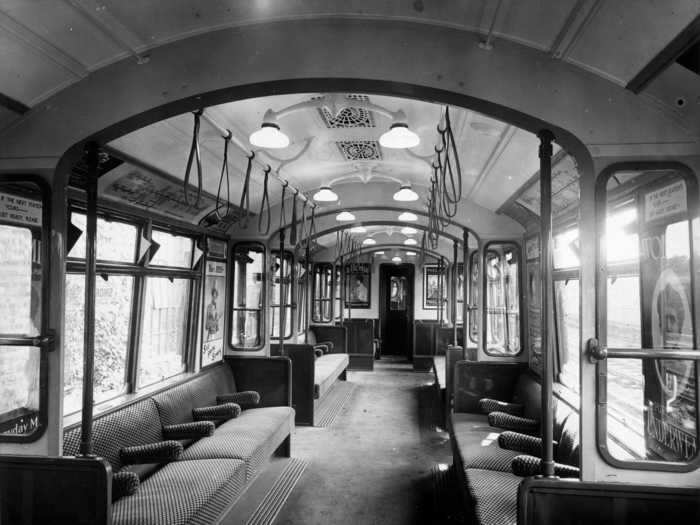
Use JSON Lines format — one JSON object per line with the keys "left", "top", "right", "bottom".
{"left": 313, "top": 353, "right": 349, "bottom": 399}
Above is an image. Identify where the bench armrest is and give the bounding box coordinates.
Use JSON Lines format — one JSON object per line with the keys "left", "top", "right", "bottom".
{"left": 479, "top": 398, "right": 524, "bottom": 416}
{"left": 310, "top": 325, "right": 347, "bottom": 353}
{"left": 511, "top": 455, "right": 580, "bottom": 478}
{"left": 488, "top": 412, "right": 539, "bottom": 434}
{"left": 163, "top": 421, "right": 215, "bottom": 440}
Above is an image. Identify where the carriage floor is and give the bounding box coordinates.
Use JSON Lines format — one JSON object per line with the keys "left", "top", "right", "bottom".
{"left": 270, "top": 356, "right": 462, "bottom": 525}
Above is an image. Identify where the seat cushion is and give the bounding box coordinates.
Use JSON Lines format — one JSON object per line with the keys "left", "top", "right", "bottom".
{"left": 112, "top": 458, "right": 246, "bottom": 525}
{"left": 433, "top": 356, "right": 446, "bottom": 390}
{"left": 450, "top": 413, "right": 519, "bottom": 471}
{"left": 180, "top": 407, "right": 294, "bottom": 480}
{"left": 465, "top": 468, "right": 520, "bottom": 525}
{"left": 314, "top": 353, "right": 349, "bottom": 399}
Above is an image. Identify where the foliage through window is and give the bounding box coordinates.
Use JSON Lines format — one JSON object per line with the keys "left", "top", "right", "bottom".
{"left": 231, "top": 244, "right": 264, "bottom": 349}
{"left": 270, "top": 251, "right": 293, "bottom": 339}
{"left": 485, "top": 243, "right": 521, "bottom": 356}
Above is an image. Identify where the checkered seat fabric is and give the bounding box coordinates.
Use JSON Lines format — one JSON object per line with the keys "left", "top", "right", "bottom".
{"left": 217, "top": 391, "right": 261, "bottom": 410}
{"left": 192, "top": 402, "right": 241, "bottom": 422}
{"left": 465, "top": 468, "right": 520, "bottom": 525}
{"left": 478, "top": 398, "right": 524, "bottom": 416}
{"left": 487, "top": 412, "right": 539, "bottom": 434}
{"left": 112, "top": 471, "right": 140, "bottom": 502}
{"left": 120, "top": 440, "right": 183, "bottom": 465}
{"left": 510, "top": 454, "right": 580, "bottom": 478}
{"left": 112, "top": 458, "right": 247, "bottom": 525}
{"left": 163, "top": 421, "right": 215, "bottom": 440}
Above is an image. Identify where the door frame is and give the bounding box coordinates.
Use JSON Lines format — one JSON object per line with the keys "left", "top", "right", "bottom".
{"left": 379, "top": 263, "right": 415, "bottom": 359}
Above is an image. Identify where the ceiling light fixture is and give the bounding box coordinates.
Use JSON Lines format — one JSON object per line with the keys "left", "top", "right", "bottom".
{"left": 398, "top": 212, "right": 418, "bottom": 222}
{"left": 392, "top": 256, "right": 402, "bottom": 263}
{"left": 375, "top": 251, "right": 385, "bottom": 255}
{"left": 379, "top": 110, "right": 420, "bottom": 149}
{"left": 404, "top": 238, "right": 418, "bottom": 246}
{"left": 336, "top": 211, "right": 356, "bottom": 221}
{"left": 401, "top": 227, "right": 417, "bottom": 235}
{"left": 405, "top": 251, "right": 416, "bottom": 256}
{"left": 350, "top": 226, "right": 367, "bottom": 233}
{"left": 362, "top": 238, "right": 377, "bottom": 245}
{"left": 313, "top": 186, "right": 338, "bottom": 202}
{"left": 249, "top": 110, "right": 290, "bottom": 149}
{"left": 393, "top": 184, "right": 419, "bottom": 202}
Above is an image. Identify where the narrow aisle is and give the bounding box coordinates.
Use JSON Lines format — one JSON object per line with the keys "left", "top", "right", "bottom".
{"left": 275, "top": 358, "right": 456, "bottom": 525}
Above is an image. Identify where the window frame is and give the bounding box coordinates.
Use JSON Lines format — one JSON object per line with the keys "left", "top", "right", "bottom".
{"left": 270, "top": 249, "right": 294, "bottom": 340}
{"left": 594, "top": 161, "right": 700, "bottom": 472}
{"left": 482, "top": 240, "right": 524, "bottom": 357}
{"left": 312, "top": 262, "right": 334, "bottom": 323}
{"left": 468, "top": 250, "right": 480, "bottom": 345}
{"left": 229, "top": 241, "right": 266, "bottom": 351}
{"left": 0, "top": 175, "right": 52, "bottom": 443}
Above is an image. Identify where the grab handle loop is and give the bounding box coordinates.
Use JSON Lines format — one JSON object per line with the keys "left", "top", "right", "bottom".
{"left": 238, "top": 153, "right": 255, "bottom": 228}
{"left": 290, "top": 191, "right": 298, "bottom": 246}
{"left": 257, "top": 166, "right": 272, "bottom": 235}
{"left": 184, "top": 110, "right": 203, "bottom": 206}
{"left": 215, "top": 131, "right": 232, "bottom": 220}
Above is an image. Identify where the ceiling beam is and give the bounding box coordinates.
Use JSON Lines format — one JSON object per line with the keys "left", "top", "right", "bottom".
{"left": 549, "top": 0, "right": 602, "bottom": 60}
{"left": 626, "top": 14, "right": 700, "bottom": 94}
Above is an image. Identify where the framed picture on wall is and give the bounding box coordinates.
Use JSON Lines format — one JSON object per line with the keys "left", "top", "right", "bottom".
{"left": 423, "top": 265, "right": 446, "bottom": 309}
{"left": 344, "top": 262, "right": 371, "bottom": 308}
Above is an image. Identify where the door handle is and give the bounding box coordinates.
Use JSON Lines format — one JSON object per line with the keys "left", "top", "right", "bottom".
{"left": 586, "top": 338, "right": 607, "bottom": 363}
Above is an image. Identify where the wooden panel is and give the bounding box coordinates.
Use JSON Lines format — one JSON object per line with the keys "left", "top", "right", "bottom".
{"left": 310, "top": 324, "right": 347, "bottom": 354}
{"left": 267, "top": 345, "right": 315, "bottom": 426}
{"left": 226, "top": 356, "right": 292, "bottom": 408}
{"left": 452, "top": 361, "right": 524, "bottom": 413}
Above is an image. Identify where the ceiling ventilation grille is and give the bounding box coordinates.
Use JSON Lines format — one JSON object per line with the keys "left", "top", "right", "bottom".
{"left": 318, "top": 94, "right": 375, "bottom": 128}
{"left": 336, "top": 140, "right": 382, "bottom": 161}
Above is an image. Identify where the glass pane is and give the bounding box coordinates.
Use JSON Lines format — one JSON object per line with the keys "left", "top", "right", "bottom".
{"left": 485, "top": 244, "right": 520, "bottom": 356}
{"left": 556, "top": 279, "right": 580, "bottom": 391}
{"left": 553, "top": 228, "right": 580, "bottom": 269}
{"left": 68, "top": 212, "right": 138, "bottom": 263}
{"left": 202, "top": 260, "right": 226, "bottom": 367}
{"left": 138, "top": 277, "right": 189, "bottom": 387}
{"left": 312, "top": 263, "right": 333, "bottom": 322}
{"left": 606, "top": 358, "right": 697, "bottom": 462}
{"left": 63, "top": 274, "right": 133, "bottom": 415}
{"left": 231, "top": 246, "right": 263, "bottom": 348}
{"left": 390, "top": 276, "right": 407, "bottom": 311}
{"left": 469, "top": 252, "right": 479, "bottom": 344}
{"left": 270, "top": 306, "right": 292, "bottom": 338}
{"left": 602, "top": 168, "right": 699, "bottom": 464}
{"left": 0, "top": 346, "right": 40, "bottom": 436}
{"left": 150, "top": 230, "right": 193, "bottom": 268}
{"left": 0, "top": 225, "right": 40, "bottom": 336}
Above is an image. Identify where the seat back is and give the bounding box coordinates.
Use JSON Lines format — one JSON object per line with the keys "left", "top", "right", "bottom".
{"left": 512, "top": 372, "right": 542, "bottom": 421}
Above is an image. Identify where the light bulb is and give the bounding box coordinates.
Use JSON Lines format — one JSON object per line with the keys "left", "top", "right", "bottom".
{"left": 405, "top": 251, "right": 416, "bottom": 256}
{"left": 404, "top": 238, "right": 418, "bottom": 246}
{"left": 350, "top": 226, "right": 367, "bottom": 233}
{"left": 401, "top": 227, "right": 417, "bottom": 235}
{"left": 249, "top": 123, "right": 290, "bottom": 149}
{"left": 379, "top": 123, "right": 420, "bottom": 149}
{"left": 391, "top": 256, "right": 402, "bottom": 263}
{"left": 362, "top": 238, "right": 376, "bottom": 245}
{"left": 393, "top": 185, "right": 419, "bottom": 202}
{"left": 375, "top": 251, "right": 385, "bottom": 255}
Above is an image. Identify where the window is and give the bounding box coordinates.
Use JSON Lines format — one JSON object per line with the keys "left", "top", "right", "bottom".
{"left": 468, "top": 251, "right": 480, "bottom": 344}
{"left": 456, "top": 262, "right": 465, "bottom": 324}
{"left": 270, "top": 251, "right": 293, "bottom": 339}
{"left": 64, "top": 209, "right": 199, "bottom": 416}
{"left": 312, "top": 263, "right": 333, "bottom": 323}
{"left": 230, "top": 243, "right": 264, "bottom": 349}
{"left": 484, "top": 243, "right": 521, "bottom": 356}
{"left": 0, "top": 180, "right": 50, "bottom": 442}
{"left": 334, "top": 265, "right": 341, "bottom": 320}
{"left": 598, "top": 165, "right": 699, "bottom": 468}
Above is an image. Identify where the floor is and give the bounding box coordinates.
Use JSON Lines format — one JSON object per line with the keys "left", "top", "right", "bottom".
{"left": 274, "top": 357, "right": 462, "bottom": 525}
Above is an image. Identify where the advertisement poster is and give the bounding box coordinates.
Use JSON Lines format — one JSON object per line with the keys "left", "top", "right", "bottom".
{"left": 201, "top": 260, "right": 226, "bottom": 367}
{"left": 345, "top": 262, "right": 371, "bottom": 308}
{"left": 423, "top": 265, "right": 446, "bottom": 309}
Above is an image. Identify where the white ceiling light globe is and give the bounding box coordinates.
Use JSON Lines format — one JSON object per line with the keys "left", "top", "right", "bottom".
{"left": 401, "top": 227, "right": 417, "bottom": 235}
{"left": 249, "top": 123, "right": 290, "bottom": 149}
{"left": 398, "top": 212, "right": 418, "bottom": 221}
{"left": 336, "top": 211, "right": 356, "bottom": 221}
{"left": 375, "top": 251, "right": 385, "bottom": 255}
{"left": 362, "top": 238, "right": 377, "bottom": 245}
{"left": 350, "top": 226, "right": 367, "bottom": 233}
{"left": 313, "top": 186, "right": 338, "bottom": 202}
{"left": 405, "top": 251, "right": 416, "bottom": 256}
{"left": 391, "top": 256, "right": 402, "bottom": 263}
{"left": 393, "top": 185, "right": 419, "bottom": 202}
{"left": 404, "top": 238, "right": 418, "bottom": 246}
{"left": 379, "top": 123, "right": 420, "bottom": 149}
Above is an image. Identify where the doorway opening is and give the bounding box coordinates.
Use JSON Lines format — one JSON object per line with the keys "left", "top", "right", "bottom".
{"left": 379, "top": 263, "right": 415, "bottom": 361}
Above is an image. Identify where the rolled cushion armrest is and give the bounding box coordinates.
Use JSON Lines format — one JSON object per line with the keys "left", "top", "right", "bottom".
{"left": 163, "top": 421, "right": 215, "bottom": 440}
{"left": 216, "top": 391, "right": 261, "bottom": 410}
{"left": 319, "top": 341, "right": 334, "bottom": 353}
{"left": 313, "top": 346, "right": 325, "bottom": 358}
{"left": 193, "top": 402, "right": 241, "bottom": 421}
{"left": 498, "top": 431, "right": 559, "bottom": 456}
{"left": 488, "top": 411, "right": 539, "bottom": 434}
{"left": 511, "top": 455, "right": 580, "bottom": 478}
{"left": 479, "top": 398, "right": 524, "bottom": 416}
{"left": 119, "top": 440, "right": 183, "bottom": 465}
{"left": 112, "top": 471, "right": 140, "bottom": 502}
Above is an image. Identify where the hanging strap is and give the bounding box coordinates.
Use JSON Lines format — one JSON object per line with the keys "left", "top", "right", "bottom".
{"left": 238, "top": 153, "right": 254, "bottom": 228}
{"left": 184, "top": 110, "right": 203, "bottom": 206}
{"left": 289, "top": 191, "right": 298, "bottom": 245}
{"left": 257, "top": 166, "right": 271, "bottom": 235}
{"left": 299, "top": 200, "right": 308, "bottom": 247}
{"left": 278, "top": 182, "right": 288, "bottom": 232}
{"left": 215, "top": 131, "right": 232, "bottom": 220}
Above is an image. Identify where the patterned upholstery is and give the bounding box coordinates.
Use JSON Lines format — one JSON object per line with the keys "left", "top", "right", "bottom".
{"left": 163, "top": 421, "right": 215, "bottom": 440}
{"left": 478, "top": 398, "right": 524, "bottom": 416}
{"left": 113, "top": 471, "right": 140, "bottom": 502}
{"left": 451, "top": 412, "right": 522, "bottom": 472}
{"left": 112, "top": 459, "right": 246, "bottom": 525}
{"left": 465, "top": 469, "right": 519, "bottom": 525}
{"left": 511, "top": 454, "right": 580, "bottom": 478}
{"left": 120, "top": 441, "right": 183, "bottom": 465}
{"left": 314, "top": 347, "right": 324, "bottom": 358}
{"left": 180, "top": 406, "right": 295, "bottom": 480}
{"left": 216, "top": 391, "right": 261, "bottom": 410}
{"left": 313, "top": 353, "right": 349, "bottom": 399}
{"left": 487, "top": 411, "right": 539, "bottom": 434}
{"left": 192, "top": 402, "right": 241, "bottom": 422}
{"left": 497, "top": 431, "right": 556, "bottom": 457}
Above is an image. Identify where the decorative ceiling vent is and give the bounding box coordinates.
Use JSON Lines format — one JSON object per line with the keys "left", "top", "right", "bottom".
{"left": 336, "top": 140, "right": 382, "bottom": 161}
{"left": 318, "top": 94, "right": 375, "bottom": 128}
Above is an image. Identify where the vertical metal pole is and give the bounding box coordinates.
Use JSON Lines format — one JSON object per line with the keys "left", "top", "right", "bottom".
{"left": 462, "top": 230, "right": 469, "bottom": 353}
{"left": 340, "top": 256, "right": 345, "bottom": 323}
{"left": 452, "top": 240, "right": 458, "bottom": 345}
{"left": 278, "top": 230, "right": 286, "bottom": 356}
{"left": 438, "top": 257, "right": 444, "bottom": 325}
{"left": 538, "top": 129, "right": 556, "bottom": 478}
{"left": 305, "top": 240, "right": 311, "bottom": 342}
{"left": 79, "top": 142, "right": 99, "bottom": 457}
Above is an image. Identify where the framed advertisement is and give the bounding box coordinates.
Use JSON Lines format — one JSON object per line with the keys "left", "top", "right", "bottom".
{"left": 423, "top": 264, "right": 446, "bottom": 309}
{"left": 344, "top": 262, "right": 371, "bottom": 308}
{"left": 201, "top": 259, "right": 226, "bottom": 367}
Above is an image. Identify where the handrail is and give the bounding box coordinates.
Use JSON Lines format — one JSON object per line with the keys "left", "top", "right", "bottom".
{"left": 0, "top": 334, "right": 54, "bottom": 347}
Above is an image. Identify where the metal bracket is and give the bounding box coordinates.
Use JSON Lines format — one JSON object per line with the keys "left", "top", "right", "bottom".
{"left": 586, "top": 337, "right": 607, "bottom": 363}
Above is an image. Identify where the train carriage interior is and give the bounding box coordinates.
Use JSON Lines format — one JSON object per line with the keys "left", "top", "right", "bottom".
{"left": 1, "top": 2, "right": 700, "bottom": 524}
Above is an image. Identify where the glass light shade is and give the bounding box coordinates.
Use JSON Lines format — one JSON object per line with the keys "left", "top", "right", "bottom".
{"left": 336, "top": 211, "right": 356, "bottom": 221}
{"left": 398, "top": 212, "right": 418, "bottom": 221}
{"left": 405, "top": 251, "right": 416, "bottom": 256}
{"left": 249, "top": 123, "right": 290, "bottom": 149}
{"left": 375, "top": 251, "right": 385, "bottom": 255}
{"left": 379, "top": 123, "right": 420, "bottom": 149}
{"left": 403, "top": 238, "right": 418, "bottom": 246}
{"left": 401, "top": 227, "right": 417, "bottom": 235}
{"left": 391, "top": 256, "right": 402, "bottom": 263}
{"left": 393, "top": 185, "right": 419, "bottom": 202}
{"left": 313, "top": 186, "right": 338, "bottom": 202}
{"left": 350, "top": 226, "right": 367, "bottom": 233}
{"left": 362, "top": 238, "right": 377, "bottom": 245}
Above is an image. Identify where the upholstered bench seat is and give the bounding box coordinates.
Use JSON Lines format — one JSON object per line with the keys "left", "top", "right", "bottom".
{"left": 450, "top": 412, "right": 522, "bottom": 471}
{"left": 314, "top": 353, "right": 350, "bottom": 399}
{"left": 181, "top": 407, "right": 295, "bottom": 480}
{"left": 465, "top": 468, "right": 520, "bottom": 525}
{"left": 113, "top": 458, "right": 246, "bottom": 525}
{"left": 433, "top": 355, "right": 446, "bottom": 391}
